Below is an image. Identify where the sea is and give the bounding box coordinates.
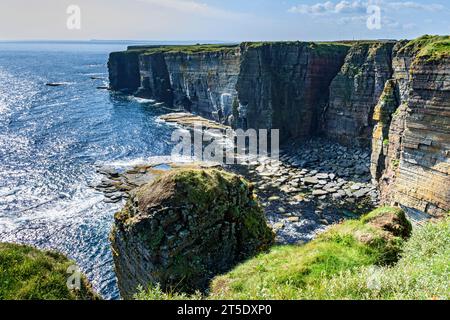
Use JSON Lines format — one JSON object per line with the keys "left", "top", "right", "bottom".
{"left": 0, "top": 41, "right": 183, "bottom": 299}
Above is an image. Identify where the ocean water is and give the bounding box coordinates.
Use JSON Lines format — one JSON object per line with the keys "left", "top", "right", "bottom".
{"left": 0, "top": 42, "right": 177, "bottom": 299}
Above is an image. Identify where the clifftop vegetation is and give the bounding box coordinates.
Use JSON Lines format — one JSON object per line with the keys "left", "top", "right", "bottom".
{"left": 398, "top": 35, "right": 450, "bottom": 62}
{"left": 132, "top": 207, "right": 448, "bottom": 300}
{"left": 0, "top": 243, "right": 98, "bottom": 300}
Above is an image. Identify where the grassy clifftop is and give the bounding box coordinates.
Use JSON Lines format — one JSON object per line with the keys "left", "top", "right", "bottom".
{"left": 113, "top": 35, "right": 449, "bottom": 61}
{"left": 0, "top": 243, "right": 98, "bottom": 300}
{"left": 399, "top": 35, "right": 450, "bottom": 62}
{"left": 209, "top": 207, "right": 411, "bottom": 300}
{"left": 125, "top": 44, "right": 239, "bottom": 55}
{"left": 135, "top": 209, "right": 450, "bottom": 300}
{"left": 121, "top": 41, "right": 352, "bottom": 56}
{"left": 132, "top": 207, "right": 449, "bottom": 300}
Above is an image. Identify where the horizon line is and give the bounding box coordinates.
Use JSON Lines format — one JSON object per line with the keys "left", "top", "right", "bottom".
{"left": 0, "top": 38, "right": 405, "bottom": 44}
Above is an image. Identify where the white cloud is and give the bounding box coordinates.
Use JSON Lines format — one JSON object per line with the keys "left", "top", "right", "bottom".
{"left": 289, "top": 1, "right": 446, "bottom": 15}
{"left": 335, "top": 1, "right": 367, "bottom": 13}
{"left": 338, "top": 15, "right": 367, "bottom": 24}
{"left": 288, "top": 1, "right": 335, "bottom": 14}
{"left": 288, "top": 1, "right": 367, "bottom": 15}
{"left": 137, "top": 0, "right": 244, "bottom": 19}
{"left": 388, "top": 2, "right": 444, "bottom": 11}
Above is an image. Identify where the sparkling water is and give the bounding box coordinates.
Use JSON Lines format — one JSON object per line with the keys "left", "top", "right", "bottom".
{"left": 0, "top": 42, "right": 176, "bottom": 299}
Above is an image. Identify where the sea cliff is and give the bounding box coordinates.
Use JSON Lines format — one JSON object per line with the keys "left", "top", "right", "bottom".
{"left": 108, "top": 35, "right": 450, "bottom": 217}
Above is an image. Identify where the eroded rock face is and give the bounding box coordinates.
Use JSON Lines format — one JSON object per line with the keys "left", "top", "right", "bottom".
{"left": 165, "top": 51, "right": 241, "bottom": 122}
{"left": 135, "top": 49, "right": 241, "bottom": 123}
{"left": 108, "top": 42, "right": 349, "bottom": 136}
{"left": 108, "top": 51, "right": 141, "bottom": 93}
{"left": 324, "top": 42, "right": 395, "bottom": 146}
{"left": 108, "top": 37, "right": 450, "bottom": 217}
{"left": 392, "top": 57, "right": 450, "bottom": 215}
{"left": 110, "top": 168, "right": 274, "bottom": 299}
{"left": 237, "top": 42, "right": 348, "bottom": 140}
{"left": 135, "top": 52, "right": 173, "bottom": 104}
{"left": 371, "top": 40, "right": 450, "bottom": 216}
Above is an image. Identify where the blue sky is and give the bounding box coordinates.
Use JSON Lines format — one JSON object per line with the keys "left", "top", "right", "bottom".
{"left": 0, "top": 0, "right": 449, "bottom": 41}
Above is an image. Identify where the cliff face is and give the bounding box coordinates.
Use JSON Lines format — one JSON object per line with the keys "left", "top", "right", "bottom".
{"left": 108, "top": 51, "right": 141, "bottom": 94}
{"left": 108, "top": 36, "right": 450, "bottom": 216}
{"left": 122, "top": 47, "right": 241, "bottom": 123}
{"left": 108, "top": 43, "right": 348, "bottom": 132}
{"left": 163, "top": 50, "right": 241, "bottom": 121}
{"left": 135, "top": 53, "right": 173, "bottom": 104}
{"left": 399, "top": 57, "right": 450, "bottom": 215}
{"left": 324, "top": 42, "right": 395, "bottom": 146}
{"left": 237, "top": 43, "right": 348, "bottom": 140}
{"left": 371, "top": 37, "right": 450, "bottom": 216}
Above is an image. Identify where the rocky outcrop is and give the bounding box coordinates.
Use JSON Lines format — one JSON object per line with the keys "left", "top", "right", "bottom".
{"left": 370, "top": 79, "right": 400, "bottom": 181}
{"left": 110, "top": 168, "right": 274, "bottom": 299}
{"left": 324, "top": 42, "right": 395, "bottom": 146}
{"left": 371, "top": 36, "right": 450, "bottom": 216}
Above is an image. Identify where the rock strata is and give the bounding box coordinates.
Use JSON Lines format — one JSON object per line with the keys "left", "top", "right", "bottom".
{"left": 110, "top": 168, "right": 274, "bottom": 298}
{"left": 324, "top": 42, "right": 395, "bottom": 146}
{"left": 371, "top": 36, "right": 450, "bottom": 216}
{"left": 108, "top": 36, "right": 450, "bottom": 223}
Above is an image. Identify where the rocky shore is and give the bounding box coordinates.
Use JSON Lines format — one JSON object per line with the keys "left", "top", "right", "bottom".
{"left": 95, "top": 112, "right": 379, "bottom": 245}
{"left": 229, "top": 138, "right": 378, "bottom": 244}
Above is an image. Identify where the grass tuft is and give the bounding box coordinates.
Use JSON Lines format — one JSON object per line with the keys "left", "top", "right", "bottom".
{"left": 0, "top": 243, "right": 98, "bottom": 300}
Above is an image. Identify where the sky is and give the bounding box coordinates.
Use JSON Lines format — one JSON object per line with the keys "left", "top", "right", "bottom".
{"left": 0, "top": 0, "right": 449, "bottom": 41}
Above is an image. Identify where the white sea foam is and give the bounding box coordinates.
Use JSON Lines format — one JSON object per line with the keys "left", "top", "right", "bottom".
{"left": 133, "top": 97, "right": 156, "bottom": 104}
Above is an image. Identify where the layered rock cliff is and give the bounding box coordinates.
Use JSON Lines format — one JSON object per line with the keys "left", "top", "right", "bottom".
{"left": 324, "top": 42, "right": 395, "bottom": 146}
{"left": 115, "top": 45, "right": 241, "bottom": 123}
{"left": 108, "top": 36, "right": 450, "bottom": 216}
{"left": 109, "top": 42, "right": 349, "bottom": 132}
{"left": 371, "top": 36, "right": 450, "bottom": 216}
{"left": 237, "top": 42, "right": 348, "bottom": 139}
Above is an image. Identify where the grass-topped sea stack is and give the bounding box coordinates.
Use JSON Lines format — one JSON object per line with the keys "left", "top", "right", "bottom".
{"left": 110, "top": 168, "right": 274, "bottom": 299}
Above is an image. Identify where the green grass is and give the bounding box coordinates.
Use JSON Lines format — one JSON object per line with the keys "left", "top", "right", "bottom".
{"left": 298, "top": 217, "right": 450, "bottom": 300}
{"left": 0, "top": 243, "right": 98, "bottom": 300}
{"left": 209, "top": 207, "right": 409, "bottom": 299}
{"left": 134, "top": 284, "right": 203, "bottom": 301}
{"left": 399, "top": 35, "right": 450, "bottom": 62}
{"left": 140, "top": 44, "right": 239, "bottom": 55}
{"left": 111, "top": 44, "right": 239, "bottom": 57}
{"left": 241, "top": 41, "right": 349, "bottom": 56}
{"left": 123, "top": 41, "right": 350, "bottom": 57}
{"left": 134, "top": 207, "right": 417, "bottom": 300}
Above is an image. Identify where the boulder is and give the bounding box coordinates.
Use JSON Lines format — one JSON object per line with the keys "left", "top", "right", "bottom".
{"left": 110, "top": 168, "right": 274, "bottom": 299}
{"left": 303, "top": 177, "right": 320, "bottom": 185}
